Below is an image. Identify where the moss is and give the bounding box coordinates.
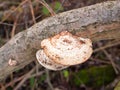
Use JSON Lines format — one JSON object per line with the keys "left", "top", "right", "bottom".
{"left": 71, "top": 65, "right": 116, "bottom": 88}
{"left": 114, "top": 81, "right": 120, "bottom": 90}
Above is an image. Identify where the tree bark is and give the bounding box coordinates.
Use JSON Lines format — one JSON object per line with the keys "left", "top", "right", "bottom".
{"left": 0, "top": 1, "right": 120, "bottom": 81}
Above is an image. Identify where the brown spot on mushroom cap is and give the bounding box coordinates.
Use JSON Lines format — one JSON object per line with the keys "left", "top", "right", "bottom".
{"left": 63, "top": 39, "right": 71, "bottom": 43}
{"left": 79, "top": 40, "right": 86, "bottom": 44}
{"left": 40, "top": 31, "right": 93, "bottom": 66}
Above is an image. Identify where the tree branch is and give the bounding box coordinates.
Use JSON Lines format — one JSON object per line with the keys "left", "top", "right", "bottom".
{"left": 0, "top": 1, "right": 120, "bottom": 81}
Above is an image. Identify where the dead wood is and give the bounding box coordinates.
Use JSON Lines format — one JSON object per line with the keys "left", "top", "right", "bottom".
{"left": 0, "top": 1, "right": 120, "bottom": 81}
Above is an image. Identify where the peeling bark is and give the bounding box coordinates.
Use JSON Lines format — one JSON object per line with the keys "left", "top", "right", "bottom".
{"left": 0, "top": 1, "right": 120, "bottom": 80}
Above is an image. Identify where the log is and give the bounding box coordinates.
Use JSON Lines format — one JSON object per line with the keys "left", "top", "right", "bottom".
{"left": 0, "top": 1, "right": 120, "bottom": 81}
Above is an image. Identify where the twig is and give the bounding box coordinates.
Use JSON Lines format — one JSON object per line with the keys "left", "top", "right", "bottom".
{"left": 5, "top": 70, "right": 44, "bottom": 88}
{"left": 30, "top": 71, "right": 44, "bottom": 78}
{"left": 0, "top": 0, "right": 28, "bottom": 23}
{"left": 90, "top": 57, "right": 111, "bottom": 64}
{"left": 36, "top": 0, "right": 56, "bottom": 16}
{"left": 103, "top": 50, "right": 119, "bottom": 74}
{"left": 105, "top": 76, "right": 120, "bottom": 90}
{"left": 0, "top": 22, "right": 14, "bottom": 26}
{"left": 28, "top": 0, "right": 36, "bottom": 24}
{"left": 10, "top": 72, "right": 14, "bottom": 87}
{"left": 0, "top": 83, "right": 5, "bottom": 90}
{"left": 97, "top": 42, "right": 119, "bottom": 74}
{"left": 5, "top": 75, "right": 25, "bottom": 87}
{"left": 14, "top": 67, "right": 36, "bottom": 90}
{"left": 11, "top": 14, "right": 19, "bottom": 38}
{"left": 13, "top": 64, "right": 43, "bottom": 90}
{"left": 45, "top": 69, "right": 54, "bottom": 90}
{"left": 94, "top": 39, "right": 120, "bottom": 53}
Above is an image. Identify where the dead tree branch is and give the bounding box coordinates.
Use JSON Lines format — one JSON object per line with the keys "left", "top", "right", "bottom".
{"left": 0, "top": 1, "right": 120, "bottom": 81}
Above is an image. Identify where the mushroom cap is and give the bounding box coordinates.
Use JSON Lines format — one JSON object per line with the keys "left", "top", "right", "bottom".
{"left": 41, "top": 31, "right": 93, "bottom": 65}
{"left": 36, "top": 50, "right": 68, "bottom": 70}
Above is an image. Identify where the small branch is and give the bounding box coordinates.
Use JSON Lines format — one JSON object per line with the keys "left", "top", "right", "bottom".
{"left": 11, "top": 14, "right": 19, "bottom": 38}
{"left": 90, "top": 57, "right": 111, "bottom": 65}
{"left": 29, "top": 0, "right": 36, "bottom": 24}
{"left": 105, "top": 76, "right": 120, "bottom": 90}
{"left": 94, "top": 39, "right": 120, "bottom": 53}
{"left": 45, "top": 69, "right": 54, "bottom": 90}
{"left": 36, "top": 0, "right": 56, "bottom": 16}
{"left": 5, "top": 70, "right": 44, "bottom": 88}
{"left": 14, "top": 67, "right": 35, "bottom": 90}
{"left": 97, "top": 42, "right": 119, "bottom": 74}
{"left": 1, "top": 0, "right": 28, "bottom": 22}
{"left": 103, "top": 50, "right": 119, "bottom": 74}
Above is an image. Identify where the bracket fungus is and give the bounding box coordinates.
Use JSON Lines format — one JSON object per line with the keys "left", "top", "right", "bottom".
{"left": 36, "top": 31, "right": 93, "bottom": 70}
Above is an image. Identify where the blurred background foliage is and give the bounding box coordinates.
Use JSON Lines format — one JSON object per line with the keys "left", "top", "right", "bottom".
{"left": 0, "top": 0, "right": 120, "bottom": 90}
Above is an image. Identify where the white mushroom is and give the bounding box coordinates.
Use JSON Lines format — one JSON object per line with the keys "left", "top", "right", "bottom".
{"left": 36, "top": 31, "right": 93, "bottom": 70}
{"left": 36, "top": 50, "right": 69, "bottom": 70}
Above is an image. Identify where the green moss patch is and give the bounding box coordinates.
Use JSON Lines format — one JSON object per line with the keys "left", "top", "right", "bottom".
{"left": 71, "top": 65, "right": 116, "bottom": 88}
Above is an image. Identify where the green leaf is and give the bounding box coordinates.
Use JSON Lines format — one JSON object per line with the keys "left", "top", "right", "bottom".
{"left": 63, "top": 70, "right": 69, "bottom": 78}
{"left": 38, "top": 74, "right": 46, "bottom": 83}
{"left": 54, "top": 1, "right": 63, "bottom": 11}
{"left": 42, "top": 6, "right": 50, "bottom": 15}
{"left": 30, "top": 77, "right": 35, "bottom": 88}
{"left": 41, "top": 1, "right": 63, "bottom": 16}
